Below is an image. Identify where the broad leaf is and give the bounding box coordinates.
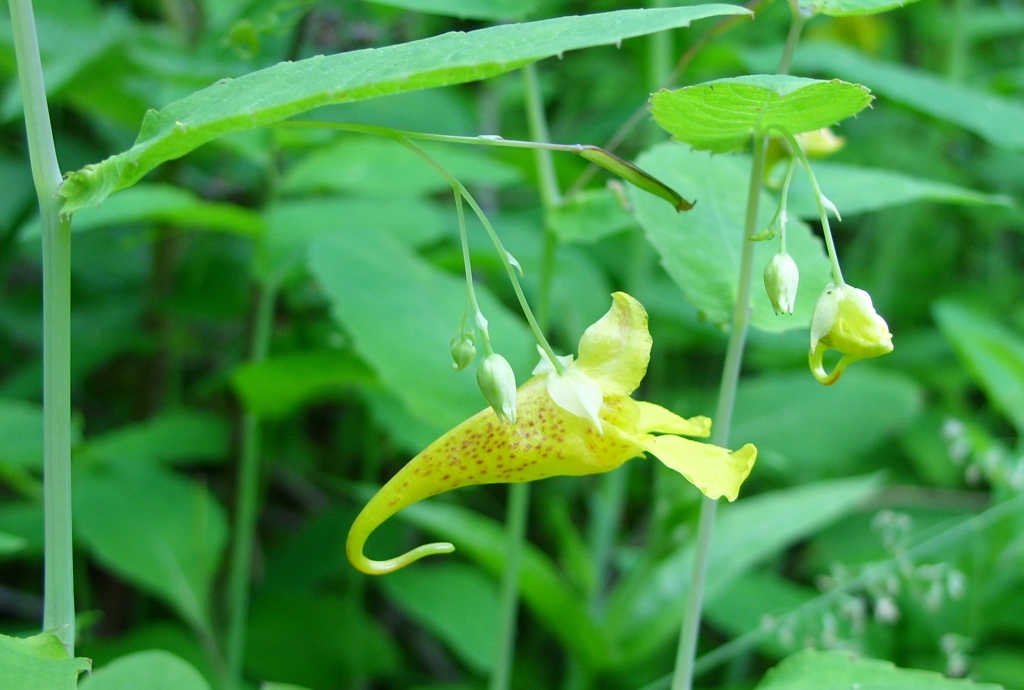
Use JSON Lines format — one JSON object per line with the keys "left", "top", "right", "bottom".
{"left": 78, "top": 651, "right": 212, "bottom": 690}
{"left": 78, "top": 409, "right": 229, "bottom": 467}
{"left": 630, "top": 143, "right": 832, "bottom": 333}
{"left": 0, "top": 632, "right": 89, "bottom": 690}
{"left": 0, "top": 399, "right": 45, "bottom": 469}
{"left": 60, "top": 5, "right": 750, "bottom": 212}
{"left": 382, "top": 563, "right": 500, "bottom": 673}
{"left": 400, "top": 497, "right": 612, "bottom": 669}
{"left": 933, "top": 301, "right": 1024, "bottom": 433}
{"left": 550, "top": 187, "right": 638, "bottom": 244}
{"left": 755, "top": 649, "right": 1004, "bottom": 689}
{"left": 651, "top": 75, "right": 871, "bottom": 153}
{"left": 232, "top": 350, "right": 377, "bottom": 418}
{"left": 307, "top": 230, "right": 535, "bottom": 434}
{"left": 782, "top": 42, "right": 1024, "bottom": 151}
{"left": 74, "top": 465, "right": 227, "bottom": 634}
{"left": 785, "top": 162, "right": 1013, "bottom": 219}
{"left": 605, "top": 475, "right": 880, "bottom": 666}
{"left": 798, "top": 0, "right": 923, "bottom": 17}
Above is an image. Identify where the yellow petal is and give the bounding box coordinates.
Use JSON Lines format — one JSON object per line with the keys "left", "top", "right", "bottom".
{"left": 640, "top": 435, "right": 757, "bottom": 501}
{"left": 635, "top": 401, "right": 711, "bottom": 438}
{"left": 574, "top": 292, "right": 652, "bottom": 397}
{"left": 347, "top": 378, "right": 644, "bottom": 574}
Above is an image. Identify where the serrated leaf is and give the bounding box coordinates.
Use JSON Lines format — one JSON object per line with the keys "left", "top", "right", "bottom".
{"left": 933, "top": 301, "right": 1024, "bottom": 433}
{"left": 782, "top": 42, "right": 1024, "bottom": 151}
{"left": 232, "top": 350, "right": 377, "bottom": 418}
{"left": 604, "top": 475, "right": 880, "bottom": 666}
{"left": 74, "top": 465, "right": 227, "bottom": 634}
{"left": 755, "top": 649, "right": 1004, "bottom": 689}
{"left": 0, "top": 632, "right": 89, "bottom": 690}
{"left": 629, "top": 143, "right": 832, "bottom": 333}
{"left": 785, "top": 162, "right": 1014, "bottom": 219}
{"left": 651, "top": 75, "right": 872, "bottom": 153}
{"left": 382, "top": 563, "right": 500, "bottom": 673}
{"left": 78, "top": 651, "right": 212, "bottom": 690}
{"left": 798, "top": 0, "right": 923, "bottom": 17}
{"left": 60, "top": 5, "right": 750, "bottom": 213}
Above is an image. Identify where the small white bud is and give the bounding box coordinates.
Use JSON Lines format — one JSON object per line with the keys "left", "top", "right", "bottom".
{"left": 477, "top": 354, "right": 517, "bottom": 424}
{"left": 763, "top": 252, "right": 800, "bottom": 315}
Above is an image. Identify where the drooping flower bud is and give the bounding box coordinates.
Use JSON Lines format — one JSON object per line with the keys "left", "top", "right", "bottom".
{"left": 450, "top": 332, "right": 476, "bottom": 371}
{"left": 763, "top": 252, "right": 800, "bottom": 315}
{"left": 797, "top": 127, "right": 846, "bottom": 158}
{"left": 809, "top": 283, "right": 893, "bottom": 385}
{"left": 477, "top": 353, "right": 517, "bottom": 423}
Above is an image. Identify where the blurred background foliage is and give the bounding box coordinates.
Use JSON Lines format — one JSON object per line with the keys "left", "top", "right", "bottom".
{"left": 0, "top": 0, "right": 1023, "bottom": 688}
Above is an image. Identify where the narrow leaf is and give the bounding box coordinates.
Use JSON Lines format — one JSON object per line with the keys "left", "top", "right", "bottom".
{"left": 798, "top": 0, "right": 924, "bottom": 17}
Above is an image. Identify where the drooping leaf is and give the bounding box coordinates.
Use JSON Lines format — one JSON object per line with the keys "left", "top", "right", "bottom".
{"left": 651, "top": 75, "right": 872, "bottom": 153}
{"left": 933, "top": 301, "right": 1024, "bottom": 433}
{"left": 307, "top": 229, "right": 535, "bottom": 435}
{"left": 785, "top": 161, "right": 1013, "bottom": 219}
{"left": 755, "top": 649, "right": 1004, "bottom": 690}
{"left": 382, "top": 563, "right": 500, "bottom": 673}
{"left": 78, "top": 651, "right": 212, "bottom": 690}
{"left": 74, "top": 465, "right": 227, "bottom": 634}
{"left": 0, "top": 632, "right": 89, "bottom": 690}
{"left": 232, "top": 350, "right": 378, "bottom": 418}
{"left": 797, "top": 0, "right": 923, "bottom": 17}
{"left": 782, "top": 42, "right": 1024, "bottom": 151}
{"left": 60, "top": 5, "right": 751, "bottom": 213}
{"left": 630, "top": 143, "right": 832, "bottom": 333}
{"left": 605, "top": 475, "right": 881, "bottom": 666}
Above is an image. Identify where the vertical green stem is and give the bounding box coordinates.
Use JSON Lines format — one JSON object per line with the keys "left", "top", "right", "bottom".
{"left": 670, "top": 136, "right": 768, "bottom": 690}
{"left": 225, "top": 280, "right": 277, "bottom": 689}
{"left": 9, "top": 0, "right": 75, "bottom": 653}
{"left": 490, "top": 481, "right": 530, "bottom": 690}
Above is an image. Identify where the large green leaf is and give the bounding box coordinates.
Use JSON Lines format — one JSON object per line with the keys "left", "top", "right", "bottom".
{"left": 78, "top": 409, "right": 229, "bottom": 467}
{"left": 232, "top": 350, "right": 377, "bottom": 418}
{"left": 651, "top": 75, "right": 871, "bottom": 153}
{"left": 604, "top": 475, "right": 880, "bottom": 666}
{"left": 630, "top": 143, "right": 832, "bottom": 333}
{"left": 0, "top": 632, "right": 89, "bottom": 690}
{"left": 755, "top": 649, "right": 1004, "bottom": 689}
{"left": 797, "top": 0, "right": 923, "bottom": 17}
{"left": 933, "top": 301, "right": 1024, "bottom": 433}
{"left": 730, "top": 369, "right": 922, "bottom": 480}
{"left": 783, "top": 42, "right": 1024, "bottom": 151}
{"left": 0, "top": 399, "right": 45, "bottom": 469}
{"left": 307, "top": 229, "right": 535, "bottom": 434}
{"left": 367, "top": 0, "right": 540, "bottom": 20}
{"left": 400, "top": 497, "right": 612, "bottom": 669}
{"left": 78, "top": 651, "right": 211, "bottom": 690}
{"left": 60, "top": 5, "right": 750, "bottom": 213}
{"left": 785, "top": 162, "right": 1013, "bottom": 219}
{"left": 382, "top": 563, "right": 500, "bottom": 673}
{"left": 74, "top": 465, "right": 227, "bottom": 634}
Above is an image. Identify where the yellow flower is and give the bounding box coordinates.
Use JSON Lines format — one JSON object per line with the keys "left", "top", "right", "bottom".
{"left": 809, "top": 283, "right": 893, "bottom": 385}
{"left": 347, "top": 293, "right": 757, "bottom": 575}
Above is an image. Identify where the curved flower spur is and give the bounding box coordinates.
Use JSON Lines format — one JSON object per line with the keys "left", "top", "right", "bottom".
{"left": 347, "top": 293, "right": 757, "bottom": 575}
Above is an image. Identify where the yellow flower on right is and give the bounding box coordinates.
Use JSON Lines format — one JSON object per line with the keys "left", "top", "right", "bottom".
{"left": 809, "top": 283, "right": 893, "bottom": 385}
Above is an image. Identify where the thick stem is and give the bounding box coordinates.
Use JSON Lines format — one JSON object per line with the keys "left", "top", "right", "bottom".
{"left": 670, "top": 135, "right": 767, "bottom": 690}
{"left": 225, "top": 281, "right": 277, "bottom": 688}
{"left": 9, "top": 0, "right": 75, "bottom": 653}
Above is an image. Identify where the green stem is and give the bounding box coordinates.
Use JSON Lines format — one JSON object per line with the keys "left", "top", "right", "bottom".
{"left": 777, "top": 0, "right": 808, "bottom": 77}
{"left": 670, "top": 135, "right": 768, "bottom": 690}
{"left": 9, "top": 0, "right": 75, "bottom": 653}
{"left": 225, "top": 280, "right": 277, "bottom": 689}
{"left": 490, "top": 481, "right": 530, "bottom": 690}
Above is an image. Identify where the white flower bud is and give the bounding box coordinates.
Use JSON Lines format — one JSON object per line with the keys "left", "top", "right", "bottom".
{"left": 763, "top": 252, "right": 799, "bottom": 315}
{"left": 450, "top": 334, "right": 476, "bottom": 372}
{"left": 477, "top": 354, "right": 517, "bottom": 424}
